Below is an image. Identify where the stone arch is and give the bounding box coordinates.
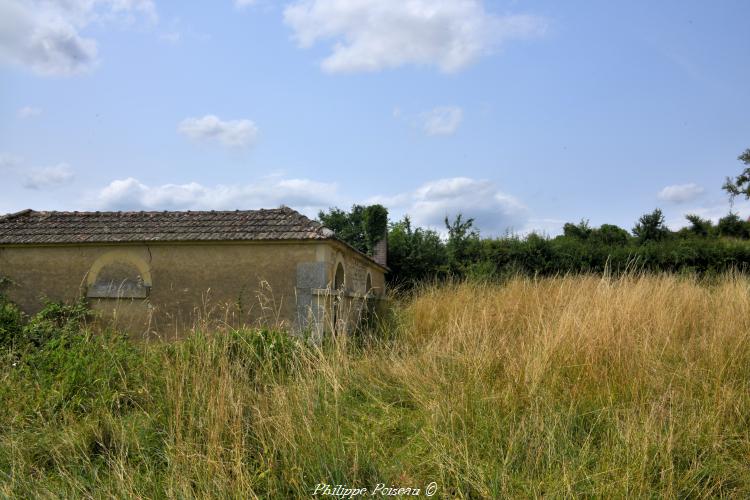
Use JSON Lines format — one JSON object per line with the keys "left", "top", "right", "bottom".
{"left": 86, "top": 249, "right": 152, "bottom": 298}
{"left": 334, "top": 261, "right": 345, "bottom": 291}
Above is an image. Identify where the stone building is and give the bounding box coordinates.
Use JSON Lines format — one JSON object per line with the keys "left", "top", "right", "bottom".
{"left": 0, "top": 207, "right": 387, "bottom": 338}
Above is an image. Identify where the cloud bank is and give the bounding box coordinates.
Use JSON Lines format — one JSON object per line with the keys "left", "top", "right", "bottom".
{"left": 283, "top": 0, "right": 547, "bottom": 73}
{"left": 94, "top": 176, "right": 339, "bottom": 215}
{"left": 0, "top": 0, "right": 156, "bottom": 76}
{"left": 91, "top": 175, "right": 529, "bottom": 236}
{"left": 371, "top": 177, "right": 528, "bottom": 235}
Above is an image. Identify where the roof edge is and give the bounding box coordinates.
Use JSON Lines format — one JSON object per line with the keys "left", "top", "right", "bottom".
{"left": 0, "top": 209, "right": 32, "bottom": 221}
{"left": 0, "top": 207, "right": 388, "bottom": 271}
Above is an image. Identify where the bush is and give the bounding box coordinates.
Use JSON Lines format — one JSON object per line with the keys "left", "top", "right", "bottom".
{"left": 717, "top": 213, "right": 750, "bottom": 239}
{"left": 0, "top": 297, "right": 149, "bottom": 420}
{"left": 19, "top": 299, "right": 92, "bottom": 350}
{"left": 14, "top": 330, "right": 150, "bottom": 418}
{"left": 0, "top": 277, "right": 24, "bottom": 350}
{"left": 633, "top": 209, "right": 670, "bottom": 243}
{"left": 0, "top": 298, "right": 24, "bottom": 350}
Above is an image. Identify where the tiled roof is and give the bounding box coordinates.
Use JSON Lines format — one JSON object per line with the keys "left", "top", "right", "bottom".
{"left": 0, "top": 207, "right": 336, "bottom": 245}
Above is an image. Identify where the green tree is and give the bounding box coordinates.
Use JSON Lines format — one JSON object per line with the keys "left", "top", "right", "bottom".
{"left": 318, "top": 206, "right": 367, "bottom": 253}
{"left": 317, "top": 204, "right": 388, "bottom": 256}
{"left": 722, "top": 148, "right": 750, "bottom": 201}
{"left": 684, "top": 214, "right": 714, "bottom": 238}
{"left": 387, "top": 216, "right": 448, "bottom": 285}
{"left": 563, "top": 219, "right": 593, "bottom": 240}
{"left": 717, "top": 212, "right": 749, "bottom": 239}
{"left": 444, "top": 214, "right": 480, "bottom": 275}
{"left": 592, "top": 224, "right": 631, "bottom": 246}
{"left": 633, "top": 209, "right": 670, "bottom": 243}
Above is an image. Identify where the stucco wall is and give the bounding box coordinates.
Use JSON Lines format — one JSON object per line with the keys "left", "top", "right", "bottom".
{"left": 322, "top": 242, "right": 386, "bottom": 295}
{"left": 310, "top": 242, "right": 387, "bottom": 337}
{"left": 0, "top": 240, "right": 386, "bottom": 337}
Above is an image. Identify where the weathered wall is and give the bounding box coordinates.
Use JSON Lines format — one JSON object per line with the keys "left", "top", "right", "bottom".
{"left": 296, "top": 242, "right": 387, "bottom": 337}
{"left": 0, "top": 240, "right": 386, "bottom": 337}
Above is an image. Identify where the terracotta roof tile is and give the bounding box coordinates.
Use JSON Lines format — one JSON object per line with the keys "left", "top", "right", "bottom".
{"left": 0, "top": 207, "right": 335, "bottom": 245}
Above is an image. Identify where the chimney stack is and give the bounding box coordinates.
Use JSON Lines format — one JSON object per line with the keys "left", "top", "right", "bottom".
{"left": 372, "top": 230, "right": 387, "bottom": 267}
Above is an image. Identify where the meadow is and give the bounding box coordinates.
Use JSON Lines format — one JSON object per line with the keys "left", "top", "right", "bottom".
{"left": 1, "top": 273, "right": 750, "bottom": 498}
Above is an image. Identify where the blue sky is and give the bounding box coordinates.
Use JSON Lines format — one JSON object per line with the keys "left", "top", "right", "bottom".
{"left": 1, "top": 0, "right": 748, "bottom": 236}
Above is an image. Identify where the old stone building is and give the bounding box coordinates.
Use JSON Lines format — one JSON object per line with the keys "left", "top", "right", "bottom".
{"left": 0, "top": 207, "right": 387, "bottom": 338}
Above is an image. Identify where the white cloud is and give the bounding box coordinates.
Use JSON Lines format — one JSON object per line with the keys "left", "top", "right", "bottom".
{"left": 23, "top": 163, "right": 74, "bottom": 189}
{"left": 657, "top": 183, "right": 705, "bottom": 203}
{"left": 178, "top": 115, "right": 259, "bottom": 148}
{"left": 0, "top": 0, "right": 156, "bottom": 76}
{"left": 371, "top": 177, "right": 528, "bottom": 236}
{"left": 93, "top": 176, "right": 339, "bottom": 215}
{"left": 17, "top": 106, "right": 42, "bottom": 118}
{"left": 283, "top": 0, "right": 547, "bottom": 73}
{"left": 422, "top": 106, "right": 463, "bottom": 136}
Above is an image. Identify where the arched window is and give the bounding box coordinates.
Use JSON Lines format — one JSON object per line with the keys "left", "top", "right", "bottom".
{"left": 86, "top": 251, "right": 151, "bottom": 299}
{"left": 365, "top": 273, "right": 372, "bottom": 296}
{"left": 334, "top": 262, "right": 345, "bottom": 291}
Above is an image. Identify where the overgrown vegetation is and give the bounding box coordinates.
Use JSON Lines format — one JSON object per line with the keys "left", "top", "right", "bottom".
{"left": 2, "top": 149, "right": 749, "bottom": 496}
{"left": 319, "top": 150, "right": 750, "bottom": 286}
{"left": 319, "top": 203, "right": 750, "bottom": 286}
{"left": 318, "top": 204, "right": 389, "bottom": 256}
{"left": 2, "top": 274, "right": 750, "bottom": 497}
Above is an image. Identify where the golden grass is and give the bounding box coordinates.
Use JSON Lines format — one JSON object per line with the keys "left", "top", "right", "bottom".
{"left": 2, "top": 274, "right": 750, "bottom": 497}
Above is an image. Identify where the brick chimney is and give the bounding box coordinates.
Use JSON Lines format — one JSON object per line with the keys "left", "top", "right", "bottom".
{"left": 372, "top": 230, "right": 387, "bottom": 268}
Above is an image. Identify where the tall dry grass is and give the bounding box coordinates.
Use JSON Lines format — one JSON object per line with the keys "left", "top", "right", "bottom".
{"left": 2, "top": 274, "right": 750, "bottom": 497}
{"left": 393, "top": 274, "right": 750, "bottom": 496}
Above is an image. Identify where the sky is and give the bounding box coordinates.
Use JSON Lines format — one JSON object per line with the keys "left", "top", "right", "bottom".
{"left": 1, "top": 0, "right": 749, "bottom": 236}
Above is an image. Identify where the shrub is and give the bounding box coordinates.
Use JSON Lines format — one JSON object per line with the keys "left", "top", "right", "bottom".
{"left": 0, "top": 277, "right": 24, "bottom": 350}
{"left": 633, "top": 208, "right": 670, "bottom": 244}
{"left": 19, "top": 299, "right": 92, "bottom": 349}
{"left": 0, "top": 298, "right": 24, "bottom": 350}
{"left": 15, "top": 330, "right": 150, "bottom": 418}
{"left": 717, "top": 212, "right": 750, "bottom": 239}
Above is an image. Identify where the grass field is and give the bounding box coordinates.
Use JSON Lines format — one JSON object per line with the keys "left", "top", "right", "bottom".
{"left": 2, "top": 274, "right": 750, "bottom": 498}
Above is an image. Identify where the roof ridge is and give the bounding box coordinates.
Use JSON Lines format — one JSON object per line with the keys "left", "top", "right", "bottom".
{"left": 0, "top": 209, "right": 33, "bottom": 221}
{"left": 0, "top": 208, "right": 298, "bottom": 216}
{"left": 290, "top": 207, "right": 336, "bottom": 237}
{"left": 0, "top": 206, "right": 387, "bottom": 271}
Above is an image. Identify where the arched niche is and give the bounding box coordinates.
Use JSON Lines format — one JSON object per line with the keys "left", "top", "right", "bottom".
{"left": 334, "top": 262, "right": 345, "bottom": 291}
{"left": 86, "top": 250, "right": 152, "bottom": 299}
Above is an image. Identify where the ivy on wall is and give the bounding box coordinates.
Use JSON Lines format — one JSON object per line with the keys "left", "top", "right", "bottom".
{"left": 362, "top": 205, "right": 388, "bottom": 256}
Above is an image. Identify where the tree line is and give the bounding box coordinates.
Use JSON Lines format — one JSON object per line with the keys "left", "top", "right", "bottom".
{"left": 319, "top": 149, "right": 750, "bottom": 285}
